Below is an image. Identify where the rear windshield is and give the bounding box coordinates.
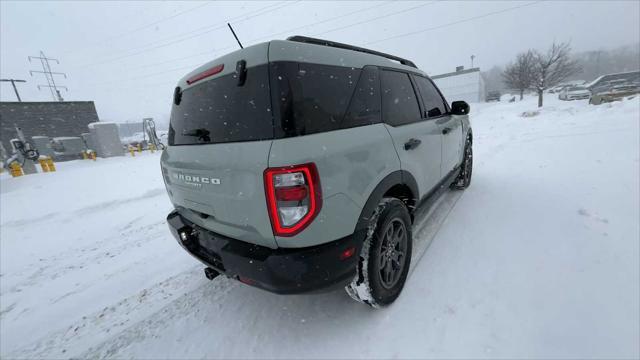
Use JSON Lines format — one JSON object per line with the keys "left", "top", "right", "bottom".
{"left": 168, "top": 64, "right": 273, "bottom": 145}
{"left": 169, "top": 62, "right": 382, "bottom": 145}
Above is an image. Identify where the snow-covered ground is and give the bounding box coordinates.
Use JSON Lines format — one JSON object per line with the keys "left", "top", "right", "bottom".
{"left": 1, "top": 96, "right": 639, "bottom": 359}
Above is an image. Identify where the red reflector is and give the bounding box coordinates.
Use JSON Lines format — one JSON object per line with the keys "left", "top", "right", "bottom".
{"left": 275, "top": 186, "right": 308, "bottom": 201}
{"left": 340, "top": 247, "right": 356, "bottom": 260}
{"left": 186, "top": 64, "right": 224, "bottom": 85}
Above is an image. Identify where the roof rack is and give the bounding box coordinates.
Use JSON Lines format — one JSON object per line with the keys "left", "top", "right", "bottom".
{"left": 286, "top": 35, "right": 417, "bottom": 69}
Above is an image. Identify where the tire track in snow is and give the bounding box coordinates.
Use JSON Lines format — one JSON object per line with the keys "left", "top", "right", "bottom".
{"left": 5, "top": 266, "right": 210, "bottom": 359}
{"left": 78, "top": 277, "right": 239, "bottom": 359}
{"left": 77, "top": 191, "right": 465, "bottom": 358}
{"left": 0, "top": 188, "right": 165, "bottom": 229}
{"left": 410, "top": 190, "right": 463, "bottom": 276}
{"left": 7, "top": 190, "right": 464, "bottom": 359}
{"left": 2, "top": 219, "right": 168, "bottom": 298}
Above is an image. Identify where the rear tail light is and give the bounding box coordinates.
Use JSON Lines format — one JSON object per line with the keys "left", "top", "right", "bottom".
{"left": 264, "top": 163, "right": 322, "bottom": 237}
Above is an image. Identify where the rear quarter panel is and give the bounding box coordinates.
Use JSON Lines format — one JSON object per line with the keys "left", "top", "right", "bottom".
{"left": 268, "top": 124, "right": 400, "bottom": 248}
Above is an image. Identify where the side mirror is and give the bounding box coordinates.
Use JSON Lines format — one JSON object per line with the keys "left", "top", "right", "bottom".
{"left": 451, "top": 101, "right": 470, "bottom": 115}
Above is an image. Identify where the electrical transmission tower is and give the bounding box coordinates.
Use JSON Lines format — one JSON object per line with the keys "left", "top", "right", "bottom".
{"left": 0, "top": 79, "right": 26, "bottom": 101}
{"left": 28, "top": 51, "right": 68, "bottom": 101}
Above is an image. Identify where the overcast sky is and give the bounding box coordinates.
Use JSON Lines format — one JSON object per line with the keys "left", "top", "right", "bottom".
{"left": 1, "top": 0, "right": 638, "bottom": 125}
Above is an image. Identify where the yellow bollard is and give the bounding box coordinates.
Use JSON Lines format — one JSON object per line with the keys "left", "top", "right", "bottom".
{"left": 129, "top": 147, "right": 135, "bottom": 157}
{"left": 82, "top": 151, "right": 88, "bottom": 160}
{"left": 137, "top": 144, "right": 142, "bottom": 153}
{"left": 39, "top": 157, "right": 50, "bottom": 172}
{"left": 90, "top": 151, "right": 97, "bottom": 161}
{"left": 46, "top": 157, "right": 56, "bottom": 172}
{"left": 9, "top": 162, "right": 23, "bottom": 177}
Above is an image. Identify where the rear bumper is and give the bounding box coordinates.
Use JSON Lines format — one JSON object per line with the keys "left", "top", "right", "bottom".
{"left": 167, "top": 210, "right": 365, "bottom": 294}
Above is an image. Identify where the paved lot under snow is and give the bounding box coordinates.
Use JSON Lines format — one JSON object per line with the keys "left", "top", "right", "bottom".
{"left": 1, "top": 96, "right": 639, "bottom": 359}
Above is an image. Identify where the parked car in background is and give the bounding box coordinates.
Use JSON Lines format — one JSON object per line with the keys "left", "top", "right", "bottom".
{"left": 547, "top": 85, "right": 564, "bottom": 94}
{"left": 586, "top": 70, "right": 640, "bottom": 96}
{"left": 550, "top": 80, "right": 586, "bottom": 95}
{"left": 559, "top": 85, "right": 591, "bottom": 100}
{"left": 590, "top": 83, "right": 640, "bottom": 105}
{"left": 485, "top": 91, "right": 501, "bottom": 102}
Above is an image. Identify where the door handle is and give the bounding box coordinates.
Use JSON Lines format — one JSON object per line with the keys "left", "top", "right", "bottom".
{"left": 442, "top": 127, "right": 451, "bottom": 135}
{"left": 404, "top": 138, "right": 421, "bottom": 151}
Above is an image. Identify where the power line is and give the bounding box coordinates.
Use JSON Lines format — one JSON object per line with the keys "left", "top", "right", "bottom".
{"left": 82, "top": 2, "right": 393, "bottom": 88}
{"left": 84, "top": 1, "right": 542, "bottom": 92}
{"left": 73, "top": 1, "right": 297, "bottom": 69}
{"left": 115, "top": 1, "right": 395, "bottom": 75}
{"left": 311, "top": 1, "right": 440, "bottom": 37}
{"left": 127, "top": 50, "right": 214, "bottom": 71}
{"left": 246, "top": 1, "right": 394, "bottom": 45}
{"left": 28, "top": 51, "right": 68, "bottom": 101}
{"left": 86, "top": 62, "right": 201, "bottom": 89}
{"left": 363, "top": 1, "right": 542, "bottom": 46}
{"left": 61, "top": 1, "right": 213, "bottom": 56}
{"left": 74, "top": 1, "right": 288, "bottom": 65}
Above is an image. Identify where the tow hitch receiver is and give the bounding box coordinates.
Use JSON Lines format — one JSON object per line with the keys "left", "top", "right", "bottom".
{"left": 204, "top": 267, "right": 219, "bottom": 281}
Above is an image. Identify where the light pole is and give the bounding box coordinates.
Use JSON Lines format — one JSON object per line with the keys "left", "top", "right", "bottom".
{"left": 0, "top": 79, "right": 26, "bottom": 102}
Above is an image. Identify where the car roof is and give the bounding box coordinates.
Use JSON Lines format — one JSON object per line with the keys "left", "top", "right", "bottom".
{"left": 177, "top": 38, "right": 426, "bottom": 89}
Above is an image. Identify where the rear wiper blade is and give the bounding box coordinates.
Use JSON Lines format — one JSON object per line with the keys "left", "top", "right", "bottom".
{"left": 182, "top": 128, "right": 211, "bottom": 142}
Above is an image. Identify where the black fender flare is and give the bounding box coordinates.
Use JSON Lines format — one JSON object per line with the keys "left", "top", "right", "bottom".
{"left": 354, "top": 170, "right": 418, "bottom": 232}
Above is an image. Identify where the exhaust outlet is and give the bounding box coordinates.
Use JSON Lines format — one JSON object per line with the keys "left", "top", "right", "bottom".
{"left": 204, "top": 267, "right": 219, "bottom": 281}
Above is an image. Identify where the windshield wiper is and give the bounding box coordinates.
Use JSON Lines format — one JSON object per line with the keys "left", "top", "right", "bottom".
{"left": 182, "top": 128, "right": 211, "bottom": 142}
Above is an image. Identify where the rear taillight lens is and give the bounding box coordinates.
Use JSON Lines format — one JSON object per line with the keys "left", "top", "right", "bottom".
{"left": 264, "top": 163, "right": 322, "bottom": 237}
{"left": 186, "top": 64, "right": 224, "bottom": 85}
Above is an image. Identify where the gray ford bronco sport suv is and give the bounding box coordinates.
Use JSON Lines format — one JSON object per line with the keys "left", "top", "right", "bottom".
{"left": 161, "top": 36, "right": 472, "bottom": 307}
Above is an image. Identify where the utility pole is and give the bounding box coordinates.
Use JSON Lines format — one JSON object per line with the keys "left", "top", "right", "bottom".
{"left": 0, "top": 79, "right": 26, "bottom": 102}
{"left": 471, "top": 54, "right": 476, "bottom": 68}
{"left": 28, "top": 51, "right": 68, "bottom": 101}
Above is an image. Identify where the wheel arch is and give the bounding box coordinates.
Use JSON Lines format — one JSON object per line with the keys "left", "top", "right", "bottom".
{"left": 354, "top": 170, "right": 418, "bottom": 232}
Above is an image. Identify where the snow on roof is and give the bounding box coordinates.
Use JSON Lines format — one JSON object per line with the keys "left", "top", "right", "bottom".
{"left": 431, "top": 67, "right": 481, "bottom": 80}
{"left": 88, "top": 122, "right": 117, "bottom": 128}
{"left": 585, "top": 70, "right": 640, "bottom": 88}
{"left": 53, "top": 136, "right": 82, "bottom": 141}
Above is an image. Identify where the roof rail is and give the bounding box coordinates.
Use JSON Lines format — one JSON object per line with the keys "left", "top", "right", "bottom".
{"left": 286, "top": 35, "right": 417, "bottom": 68}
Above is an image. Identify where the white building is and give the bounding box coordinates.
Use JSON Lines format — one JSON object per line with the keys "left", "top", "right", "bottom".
{"left": 431, "top": 67, "right": 486, "bottom": 104}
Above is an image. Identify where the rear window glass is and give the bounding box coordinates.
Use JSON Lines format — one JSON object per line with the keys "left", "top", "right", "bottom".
{"left": 168, "top": 64, "right": 272, "bottom": 145}
{"left": 271, "top": 62, "right": 361, "bottom": 137}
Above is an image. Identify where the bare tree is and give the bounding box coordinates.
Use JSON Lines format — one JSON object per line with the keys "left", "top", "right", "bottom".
{"left": 532, "top": 41, "right": 582, "bottom": 107}
{"left": 502, "top": 50, "right": 536, "bottom": 100}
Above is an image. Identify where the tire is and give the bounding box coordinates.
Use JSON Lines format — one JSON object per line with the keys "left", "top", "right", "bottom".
{"left": 451, "top": 136, "right": 473, "bottom": 190}
{"left": 345, "top": 198, "right": 412, "bottom": 308}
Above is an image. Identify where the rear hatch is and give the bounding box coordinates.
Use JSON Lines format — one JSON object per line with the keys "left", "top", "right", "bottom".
{"left": 161, "top": 43, "right": 277, "bottom": 248}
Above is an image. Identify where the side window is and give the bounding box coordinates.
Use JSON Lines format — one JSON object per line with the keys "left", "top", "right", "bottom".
{"left": 270, "top": 62, "right": 360, "bottom": 137}
{"left": 414, "top": 76, "right": 448, "bottom": 118}
{"left": 342, "top": 66, "right": 381, "bottom": 129}
{"left": 381, "top": 70, "right": 421, "bottom": 126}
